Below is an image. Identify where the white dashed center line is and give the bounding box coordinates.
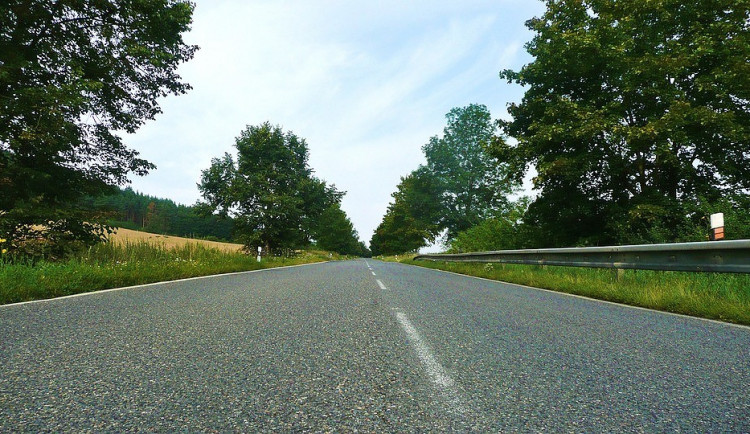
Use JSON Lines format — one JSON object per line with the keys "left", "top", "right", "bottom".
{"left": 370, "top": 271, "right": 466, "bottom": 415}
{"left": 394, "top": 310, "right": 466, "bottom": 416}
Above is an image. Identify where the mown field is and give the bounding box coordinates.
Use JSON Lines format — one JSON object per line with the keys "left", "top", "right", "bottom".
{"left": 0, "top": 230, "right": 337, "bottom": 305}
{"left": 107, "top": 227, "right": 244, "bottom": 253}
{"left": 397, "top": 258, "right": 750, "bottom": 326}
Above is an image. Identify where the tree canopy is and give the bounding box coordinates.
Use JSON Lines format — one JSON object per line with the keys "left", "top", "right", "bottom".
{"left": 370, "top": 168, "right": 442, "bottom": 256}
{"left": 424, "top": 104, "right": 516, "bottom": 239}
{"left": 198, "top": 123, "right": 344, "bottom": 252}
{"left": 0, "top": 0, "right": 197, "bottom": 256}
{"left": 313, "top": 203, "right": 366, "bottom": 256}
{"left": 495, "top": 0, "right": 750, "bottom": 246}
{"left": 371, "top": 104, "right": 518, "bottom": 255}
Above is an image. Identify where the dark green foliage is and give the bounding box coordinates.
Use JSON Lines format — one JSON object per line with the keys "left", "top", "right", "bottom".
{"left": 496, "top": 0, "right": 750, "bottom": 246}
{"left": 0, "top": 0, "right": 197, "bottom": 256}
{"left": 424, "top": 104, "right": 516, "bottom": 240}
{"left": 198, "top": 123, "right": 343, "bottom": 252}
{"left": 448, "top": 198, "right": 532, "bottom": 252}
{"left": 92, "top": 188, "right": 234, "bottom": 241}
{"left": 357, "top": 241, "right": 372, "bottom": 258}
{"left": 371, "top": 104, "right": 518, "bottom": 255}
{"left": 370, "top": 169, "right": 442, "bottom": 256}
{"left": 313, "top": 204, "right": 364, "bottom": 256}
{"left": 370, "top": 203, "right": 427, "bottom": 256}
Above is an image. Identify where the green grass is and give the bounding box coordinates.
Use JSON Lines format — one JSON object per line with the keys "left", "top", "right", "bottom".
{"left": 374, "top": 254, "right": 416, "bottom": 263}
{"left": 402, "top": 259, "right": 750, "bottom": 326}
{"left": 0, "top": 242, "right": 336, "bottom": 305}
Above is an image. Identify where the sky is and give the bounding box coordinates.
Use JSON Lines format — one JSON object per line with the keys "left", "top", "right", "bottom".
{"left": 125, "top": 0, "right": 546, "bottom": 248}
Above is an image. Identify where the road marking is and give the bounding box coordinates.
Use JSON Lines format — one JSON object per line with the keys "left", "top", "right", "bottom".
{"left": 376, "top": 279, "right": 387, "bottom": 290}
{"left": 371, "top": 271, "right": 376, "bottom": 276}
{"left": 394, "top": 310, "right": 466, "bottom": 415}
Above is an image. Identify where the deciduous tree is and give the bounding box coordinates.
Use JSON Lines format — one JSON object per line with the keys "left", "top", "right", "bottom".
{"left": 496, "top": 0, "right": 750, "bottom": 245}
{"left": 371, "top": 104, "right": 518, "bottom": 253}
{"left": 0, "top": 0, "right": 197, "bottom": 256}
{"left": 369, "top": 168, "right": 442, "bottom": 255}
{"left": 198, "top": 123, "right": 342, "bottom": 252}
{"left": 313, "top": 204, "right": 362, "bottom": 256}
{"left": 424, "top": 104, "right": 516, "bottom": 240}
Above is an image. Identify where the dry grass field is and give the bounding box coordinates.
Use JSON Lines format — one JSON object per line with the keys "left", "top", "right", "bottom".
{"left": 108, "top": 227, "right": 244, "bottom": 253}
{"left": 2, "top": 229, "right": 336, "bottom": 305}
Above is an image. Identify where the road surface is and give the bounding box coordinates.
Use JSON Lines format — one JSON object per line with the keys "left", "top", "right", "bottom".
{"left": 1, "top": 260, "right": 748, "bottom": 431}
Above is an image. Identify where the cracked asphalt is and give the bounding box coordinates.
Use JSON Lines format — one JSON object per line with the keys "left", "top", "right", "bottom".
{"left": 1, "top": 260, "right": 748, "bottom": 431}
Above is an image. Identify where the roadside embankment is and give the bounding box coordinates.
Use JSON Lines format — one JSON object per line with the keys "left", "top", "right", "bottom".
{"left": 0, "top": 237, "right": 336, "bottom": 305}
{"left": 403, "top": 259, "right": 750, "bottom": 326}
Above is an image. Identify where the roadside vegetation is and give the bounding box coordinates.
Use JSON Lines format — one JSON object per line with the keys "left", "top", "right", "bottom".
{"left": 371, "top": 1, "right": 750, "bottom": 256}
{"left": 402, "top": 259, "right": 750, "bottom": 326}
{"left": 0, "top": 241, "right": 338, "bottom": 305}
{"left": 0, "top": 3, "right": 368, "bottom": 275}
{"left": 365, "top": 1, "right": 750, "bottom": 326}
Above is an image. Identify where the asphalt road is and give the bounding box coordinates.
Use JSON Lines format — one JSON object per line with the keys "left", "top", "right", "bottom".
{"left": 1, "top": 260, "right": 748, "bottom": 431}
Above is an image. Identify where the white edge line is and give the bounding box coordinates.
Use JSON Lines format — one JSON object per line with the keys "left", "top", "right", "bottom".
{"left": 1, "top": 261, "right": 332, "bottom": 309}
{"left": 400, "top": 263, "right": 750, "bottom": 331}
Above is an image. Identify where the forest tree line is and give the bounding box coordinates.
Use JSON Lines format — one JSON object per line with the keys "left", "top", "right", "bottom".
{"left": 88, "top": 188, "right": 235, "bottom": 242}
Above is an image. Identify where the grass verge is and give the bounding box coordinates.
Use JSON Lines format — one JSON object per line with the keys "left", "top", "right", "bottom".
{"left": 373, "top": 254, "right": 416, "bottom": 263}
{"left": 402, "top": 259, "right": 750, "bottom": 326}
{"left": 0, "top": 241, "right": 337, "bottom": 305}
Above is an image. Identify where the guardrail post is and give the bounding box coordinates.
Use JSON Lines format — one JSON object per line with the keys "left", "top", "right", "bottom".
{"left": 710, "top": 213, "right": 725, "bottom": 241}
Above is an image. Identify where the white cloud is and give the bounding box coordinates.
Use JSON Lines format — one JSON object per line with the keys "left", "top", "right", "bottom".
{"left": 126, "top": 0, "right": 545, "bottom": 245}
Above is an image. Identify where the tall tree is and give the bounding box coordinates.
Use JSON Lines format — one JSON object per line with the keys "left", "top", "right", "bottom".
{"left": 370, "top": 201, "right": 429, "bottom": 256}
{"left": 370, "top": 104, "right": 517, "bottom": 253}
{"left": 0, "top": 0, "right": 197, "bottom": 256}
{"left": 369, "top": 168, "right": 442, "bottom": 255}
{"left": 496, "top": 0, "right": 750, "bottom": 246}
{"left": 313, "top": 203, "right": 362, "bottom": 256}
{"left": 424, "top": 104, "right": 516, "bottom": 240}
{"left": 198, "top": 123, "right": 342, "bottom": 252}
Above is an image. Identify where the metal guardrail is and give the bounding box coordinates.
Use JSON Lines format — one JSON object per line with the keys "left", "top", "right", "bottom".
{"left": 413, "top": 240, "right": 750, "bottom": 274}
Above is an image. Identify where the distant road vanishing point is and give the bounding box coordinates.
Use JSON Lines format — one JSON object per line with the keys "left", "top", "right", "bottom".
{"left": 1, "top": 260, "right": 748, "bottom": 431}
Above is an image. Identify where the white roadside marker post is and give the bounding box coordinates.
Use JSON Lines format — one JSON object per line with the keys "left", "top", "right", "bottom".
{"left": 710, "top": 213, "right": 725, "bottom": 241}
{"left": 257, "top": 246, "right": 262, "bottom": 263}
